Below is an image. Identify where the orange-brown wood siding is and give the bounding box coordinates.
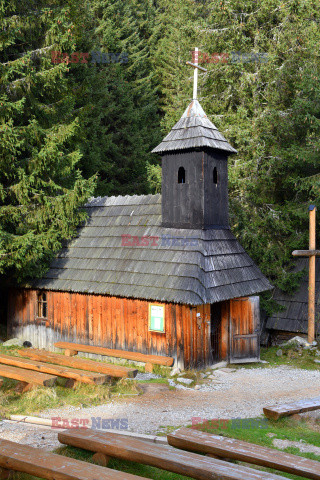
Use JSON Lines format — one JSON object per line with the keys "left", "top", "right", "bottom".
{"left": 7, "top": 289, "right": 212, "bottom": 369}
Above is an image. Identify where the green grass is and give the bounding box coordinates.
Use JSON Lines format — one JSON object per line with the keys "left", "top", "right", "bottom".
{"left": 260, "top": 344, "right": 320, "bottom": 370}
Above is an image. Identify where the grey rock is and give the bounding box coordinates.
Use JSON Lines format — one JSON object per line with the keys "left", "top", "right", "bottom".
{"left": 314, "top": 360, "right": 320, "bottom": 364}
{"left": 2, "top": 338, "right": 24, "bottom": 347}
{"left": 176, "top": 377, "right": 194, "bottom": 385}
{"left": 210, "top": 361, "right": 227, "bottom": 370}
{"left": 219, "top": 368, "right": 236, "bottom": 373}
{"left": 194, "top": 385, "right": 201, "bottom": 390}
{"left": 200, "top": 373, "right": 207, "bottom": 378}
{"left": 276, "top": 349, "right": 283, "bottom": 357}
{"left": 284, "top": 336, "right": 308, "bottom": 347}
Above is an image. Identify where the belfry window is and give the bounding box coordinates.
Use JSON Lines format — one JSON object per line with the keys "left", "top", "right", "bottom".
{"left": 178, "top": 167, "right": 185, "bottom": 184}
{"left": 213, "top": 167, "right": 218, "bottom": 185}
{"left": 37, "top": 292, "right": 47, "bottom": 318}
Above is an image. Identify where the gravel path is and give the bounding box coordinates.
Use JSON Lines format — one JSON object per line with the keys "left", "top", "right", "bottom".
{"left": 1, "top": 365, "right": 320, "bottom": 450}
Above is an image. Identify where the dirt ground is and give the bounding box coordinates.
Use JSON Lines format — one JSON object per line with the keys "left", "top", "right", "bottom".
{"left": 1, "top": 365, "right": 320, "bottom": 449}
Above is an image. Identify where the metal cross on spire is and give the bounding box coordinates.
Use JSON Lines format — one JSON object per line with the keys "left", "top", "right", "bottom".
{"left": 186, "top": 47, "right": 207, "bottom": 100}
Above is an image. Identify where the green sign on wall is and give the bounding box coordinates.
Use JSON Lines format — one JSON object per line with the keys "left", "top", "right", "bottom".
{"left": 149, "top": 304, "right": 165, "bottom": 333}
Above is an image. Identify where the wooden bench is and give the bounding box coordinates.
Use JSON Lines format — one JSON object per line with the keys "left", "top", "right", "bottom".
{"left": 167, "top": 427, "right": 320, "bottom": 480}
{"left": 58, "top": 428, "right": 290, "bottom": 480}
{"left": 54, "top": 341, "right": 174, "bottom": 373}
{"left": 0, "top": 353, "right": 109, "bottom": 385}
{"left": 0, "top": 364, "right": 57, "bottom": 393}
{"left": 263, "top": 397, "right": 320, "bottom": 420}
{"left": 0, "top": 438, "right": 147, "bottom": 480}
{"left": 18, "top": 349, "right": 138, "bottom": 378}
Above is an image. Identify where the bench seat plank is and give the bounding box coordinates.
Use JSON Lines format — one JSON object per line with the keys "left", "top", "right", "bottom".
{"left": 0, "top": 353, "right": 108, "bottom": 385}
{"left": 167, "top": 427, "right": 320, "bottom": 480}
{"left": 0, "top": 438, "right": 147, "bottom": 480}
{"left": 0, "top": 364, "right": 57, "bottom": 387}
{"left": 263, "top": 397, "right": 320, "bottom": 420}
{"left": 54, "top": 341, "right": 174, "bottom": 366}
{"left": 58, "top": 428, "right": 290, "bottom": 480}
{"left": 18, "top": 349, "right": 137, "bottom": 378}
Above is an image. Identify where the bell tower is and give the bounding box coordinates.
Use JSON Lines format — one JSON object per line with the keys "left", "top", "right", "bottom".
{"left": 152, "top": 99, "right": 237, "bottom": 229}
{"left": 152, "top": 47, "right": 237, "bottom": 230}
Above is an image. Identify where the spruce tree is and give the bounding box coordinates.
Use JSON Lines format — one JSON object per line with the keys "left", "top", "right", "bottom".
{"left": 0, "top": 0, "right": 95, "bottom": 282}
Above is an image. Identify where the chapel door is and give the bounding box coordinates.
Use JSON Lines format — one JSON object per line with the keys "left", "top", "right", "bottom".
{"left": 229, "top": 296, "right": 260, "bottom": 363}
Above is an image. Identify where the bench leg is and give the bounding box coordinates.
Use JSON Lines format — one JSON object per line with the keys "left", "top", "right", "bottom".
{"left": 0, "top": 467, "right": 13, "bottom": 480}
{"left": 64, "top": 378, "right": 77, "bottom": 389}
{"left": 65, "top": 349, "right": 78, "bottom": 357}
{"left": 15, "top": 381, "right": 35, "bottom": 394}
{"left": 92, "top": 452, "right": 110, "bottom": 467}
{"left": 145, "top": 362, "right": 153, "bottom": 373}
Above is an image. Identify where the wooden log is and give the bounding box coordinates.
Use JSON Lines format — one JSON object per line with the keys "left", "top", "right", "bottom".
{"left": 15, "top": 382, "right": 35, "bottom": 394}
{"left": 167, "top": 427, "right": 320, "bottom": 480}
{"left": 0, "top": 438, "right": 147, "bottom": 480}
{"left": 18, "top": 349, "right": 138, "bottom": 378}
{"left": 144, "top": 362, "right": 153, "bottom": 373}
{"left": 92, "top": 453, "right": 110, "bottom": 467}
{"left": 0, "top": 364, "right": 57, "bottom": 387}
{"left": 263, "top": 397, "right": 320, "bottom": 420}
{"left": 54, "top": 341, "right": 174, "bottom": 366}
{"left": 58, "top": 428, "right": 290, "bottom": 480}
{"left": 65, "top": 349, "right": 78, "bottom": 357}
{"left": 0, "top": 467, "right": 13, "bottom": 480}
{"left": 0, "top": 353, "right": 108, "bottom": 385}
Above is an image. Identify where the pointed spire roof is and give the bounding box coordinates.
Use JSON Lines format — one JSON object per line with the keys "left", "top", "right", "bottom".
{"left": 152, "top": 99, "right": 237, "bottom": 155}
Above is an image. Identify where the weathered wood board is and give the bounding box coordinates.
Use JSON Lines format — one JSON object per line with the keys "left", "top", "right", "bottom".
{"left": 0, "top": 353, "right": 108, "bottom": 384}
{"left": 167, "top": 427, "right": 320, "bottom": 480}
{"left": 263, "top": 397, "right": 320, "bottom": 420}
{"left": 0, "top": 438, "right": 147, "bottom": 480}
{"left": 58, "top": 428, "right": 290, "bottom": 480}
{"left": 0, "top": 364, "right": 57, "bottom": 387}
{"left": 18, "top": 349, "right": 137, "bottom": 378}
{"left": 55, "top": 341, "right": 174, "bottom": 366}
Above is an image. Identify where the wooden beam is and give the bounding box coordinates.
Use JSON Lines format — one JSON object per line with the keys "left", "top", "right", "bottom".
{"left": 58, "top": 428, "right": 290, "bottom": 480}
{"left": 0, "top": 438, "right": 147, "bottom": 480}
{"left": 308, "top": 205, "right": 316, "bottom": 343}
{"left": 167, "top": 427, "right": 320, "bottom": 480}
{"left": 54, "top": 341, "right": 174, "bottom": 366}
{"left": 292, "top": 250, "right": 320, "bottom": 257}
{"left": 263, "top": 397, "right": 320, "bottom": 420}
{"left": 0, "top": 364, "right": 57, "bottom": 387}
{"left": 18, "top": 349, "right": 138, "bottom": 378}
{"left": 0, "top": 353, "right": 109, "bottom": 385}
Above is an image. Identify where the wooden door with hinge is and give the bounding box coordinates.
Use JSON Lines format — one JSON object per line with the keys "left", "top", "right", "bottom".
{"left": 229, "top": 296, "right": 260, "bottom": 363}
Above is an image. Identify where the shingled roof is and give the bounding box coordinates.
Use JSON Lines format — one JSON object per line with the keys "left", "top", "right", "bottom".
{"left": 151, "top": 99, "right": 237, "bottom": 155}
{"left": 32, "top": 194, "right": 272, "bottom": 305}
{"left": 266, "top": 258, "right": 320, "bottom": 334}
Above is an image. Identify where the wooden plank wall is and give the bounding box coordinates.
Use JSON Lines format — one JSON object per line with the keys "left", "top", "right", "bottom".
{"left": 7, "top": 289, "right": 212, "bottom": 369}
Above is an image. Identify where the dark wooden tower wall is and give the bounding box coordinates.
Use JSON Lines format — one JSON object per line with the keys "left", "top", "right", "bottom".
{"left": 161, "top": 149, "right": 229, "bottom": 229}
{"left": 204, "top": 149, "right": 229, "bottom": 228}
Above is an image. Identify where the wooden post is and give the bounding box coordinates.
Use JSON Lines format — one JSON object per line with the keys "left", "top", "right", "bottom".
{"left": 292, "top": 205, "right": 319, "bottom": 344}
{"left": 309, "top": 206, "right": 316, "bottom": 343}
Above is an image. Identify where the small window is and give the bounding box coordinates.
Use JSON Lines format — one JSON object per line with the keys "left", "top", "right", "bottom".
{"left": 178, "top": 167, "right": 185, "bottom": 184}
{"left": 37, "top": 292, "right": 47, "bottom": 318}
{"left": 213, "top": 167, "right": 218, "bottom": 184}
